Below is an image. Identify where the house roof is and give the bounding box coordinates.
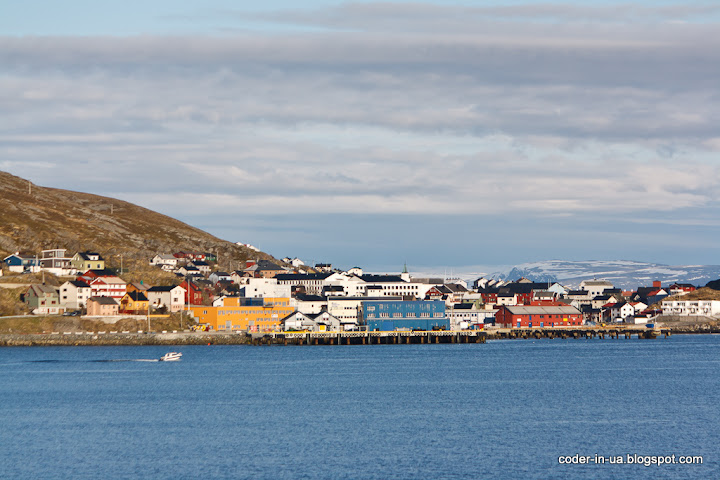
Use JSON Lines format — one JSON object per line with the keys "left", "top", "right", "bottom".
{"left": 27, "top": 284, "right": 58, "bottom": 296}
{"left": 444, "top": 284, "right": 468, "bottom": 293}
{"left": 499, "top": 282, "right": 552, "bottom": 295}
{"left": 76, "top": 252, "right": 103, "bottom": 260}
{"left": 451, "top": 303, "right": 475, "bottom": 310}
{"left": 294, "top": 293, "right": 326, "bottom": 302}
{"left": 148, "top": 285, "right": 180, "bottom": 292}
{"left": 89, "top": 296, "right": 118, "bottom": 305}
{"left": 124, "top": 291, "right": 148, "bottom": 301}
{"left": 276, "top": 273, "right": 332, "bottom": 281}
{"left": 246, "top": 260, "right": 285, "bottom": 272}
{"left": 68, "top": 280, "right": 90, "bottom": 288}
{"left": 91, "top": 276, "right": 126, "bottom": 285}
{"left": 361, "top": 274, "right": 405, "bottom": 283}
{"left": 501, "top": 305, "right": 582, "bottom": 315}
{"left": 80, "top": 268, "right": 117, "bottom": 278}
{"left": 582, "top": 280, "right": 614, "bottom": 286}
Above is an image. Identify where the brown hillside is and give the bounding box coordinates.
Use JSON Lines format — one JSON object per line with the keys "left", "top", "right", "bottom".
{"left": 0, "top": 171, "right": 274, "bottom": 270}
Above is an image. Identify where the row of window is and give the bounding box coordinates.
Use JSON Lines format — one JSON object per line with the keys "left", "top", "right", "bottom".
{"left": 368, "top": 312, "right": 442, "bottom": 319}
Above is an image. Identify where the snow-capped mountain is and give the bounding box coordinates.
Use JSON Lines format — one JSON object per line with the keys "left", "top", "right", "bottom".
{"left": 488, "top": 260, "right": 720, "bottom": 290}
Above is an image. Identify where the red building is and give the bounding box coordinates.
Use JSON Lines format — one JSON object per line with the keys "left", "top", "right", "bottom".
{"left": 480, "top": 292, "right": 498, "bottom": 304}
{"left": 180, "top": 280, "right": 204, "bottom": 305}
{"left": 495, "top": 305, "right": 583, "bottom": 328}
{"left": 668, "top": 283, "right": 696, "bottom": 294}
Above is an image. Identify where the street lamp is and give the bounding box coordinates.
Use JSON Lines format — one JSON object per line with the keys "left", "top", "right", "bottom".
{"left": 115, "top": 254, "right": 123, "bottom": 276}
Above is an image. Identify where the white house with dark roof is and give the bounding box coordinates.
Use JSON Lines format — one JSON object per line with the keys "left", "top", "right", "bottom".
{"left": 579, "top": 279, "right": 615, "bottom": 298}
{"left": 209, "top": 271, "right": 233, "bottom": 284}
{"left": 282, "top": 311, "right": 348, "bottom": 331}
{"left": 59, "top": 280, "right": 92, "bottom": 310}
{"left": 150, "top": 254, "right": 179, "bottom": 270}
{"left": 147, "top": 285, "right": 186, "bottom": 312}
{"left": 191, "top": 261, "right": 211, "bottom": 275}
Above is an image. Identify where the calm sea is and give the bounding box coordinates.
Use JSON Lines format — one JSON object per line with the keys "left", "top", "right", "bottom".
{"left": 1, "top": 335, "right": 718, "bottom": 479}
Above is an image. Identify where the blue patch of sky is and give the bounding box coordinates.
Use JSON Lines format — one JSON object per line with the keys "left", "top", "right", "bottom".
{"left": 2, "top": 1, "right": 717, "bottom": 36}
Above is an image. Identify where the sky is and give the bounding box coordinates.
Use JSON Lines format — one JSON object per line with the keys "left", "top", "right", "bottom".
{"left": 1, "top": 1, "right": 720, "bottom": 273}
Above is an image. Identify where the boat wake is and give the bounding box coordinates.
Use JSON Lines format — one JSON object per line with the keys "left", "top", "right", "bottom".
{"left": 26, "top": 359, "right": 161, "bottom": 363}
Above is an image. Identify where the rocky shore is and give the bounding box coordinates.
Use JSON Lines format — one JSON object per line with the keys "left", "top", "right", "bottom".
{"left": 0, "top": 331, "right": 251, "bottom": 347}
{"left": 1, "top": 323, "right": 718, "bottom": 347}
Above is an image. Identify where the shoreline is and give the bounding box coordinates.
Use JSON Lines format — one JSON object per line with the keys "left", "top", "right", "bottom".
{"left": 0, "top": 331, "right": 251, "bottom": 347}
{"left": 1, "top": 324, "right": 719, "bottom": 347}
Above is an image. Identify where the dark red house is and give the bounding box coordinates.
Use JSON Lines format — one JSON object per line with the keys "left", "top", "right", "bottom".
{"left": 180, "top": 280, "right": 204, "bottom": 305}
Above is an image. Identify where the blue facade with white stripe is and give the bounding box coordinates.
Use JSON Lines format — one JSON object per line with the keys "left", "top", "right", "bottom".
{"left": 363, "top": 300, "right": 448, "bottom": 331}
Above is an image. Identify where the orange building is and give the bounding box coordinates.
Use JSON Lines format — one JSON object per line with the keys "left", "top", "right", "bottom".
{"left": 120, "top": 291, "right": 150, "bottom": 314}
{"left": 189, "top": 297, "right": 294, "bottom": 332}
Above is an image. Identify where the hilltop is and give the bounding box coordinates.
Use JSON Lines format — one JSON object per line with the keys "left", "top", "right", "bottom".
{"left": 490, "top": 260, "right": 720, "bottom": 290}
{"left": 0, "top": 171, "right": 274, "bottom": 270}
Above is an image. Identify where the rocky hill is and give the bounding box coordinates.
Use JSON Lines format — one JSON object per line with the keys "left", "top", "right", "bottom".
{"left": 0, "top": 171, "right": 274, "bottom": 270}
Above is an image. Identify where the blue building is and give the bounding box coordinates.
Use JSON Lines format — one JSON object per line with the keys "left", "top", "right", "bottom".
{"left": 363, "top": 300, "right": 448, "bottom": 331}
{"left": 2, "top": 254, "right": 37, "bottom": 272}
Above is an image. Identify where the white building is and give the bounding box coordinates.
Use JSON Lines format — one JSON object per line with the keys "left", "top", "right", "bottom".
{"left": 282, "top": 311, "right": 350, "bottom": 331}
{"left": 609, "top": 302, "right": 647, "bottom": 322}
{"left": 579, "top": 279, "right": 615, "bottom": 298}
{"left": 150, "top": 254, "right": 179, "bottom": 269}
{"left": 292, "top": 294, "right": 328, "bottom": 314}
{"left": 661, "top": 300, "right": 720, "bottom": 317}
{"left": 361, "top": 274, "right": 438, "bottom": 299}
{"left": 446, "top": 303, "right": 497, "bottom": 329}
{"left": 147, "top": 285, "right": 186, "bottom": 312}
{"left": 89, "top": 276, "right": 127, "bottom": 299}
{"left": 236, "top": 277, "right": 292, "bottom": 298}
{"left": 58, "top": 280, "right": 92, "bottom": 310}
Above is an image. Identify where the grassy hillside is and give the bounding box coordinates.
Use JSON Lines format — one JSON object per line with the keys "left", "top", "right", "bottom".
{"left": 0, "top": 171, "right": 274, "bottom": 270}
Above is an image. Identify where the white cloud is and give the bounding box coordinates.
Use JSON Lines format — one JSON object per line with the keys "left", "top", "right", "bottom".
{"left": 1, "top": 3, "right": 719, "bottom": 236}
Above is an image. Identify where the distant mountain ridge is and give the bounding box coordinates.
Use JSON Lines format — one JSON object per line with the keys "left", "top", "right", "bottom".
{"left": 490, "top": 260, "right": 720, "bottom": 290}
{"left": 0, "top": 171, "right": 273, "bottom": 269}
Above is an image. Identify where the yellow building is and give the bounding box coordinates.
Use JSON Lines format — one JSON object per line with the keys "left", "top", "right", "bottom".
{"left": 120, "top": 291, "right": 149, "bottom": 314}
{"left": 71, "top": 252, "right": 106, "bottom": 271}
{"left": 189, "top": 297, "right": 294, "bottom": 332}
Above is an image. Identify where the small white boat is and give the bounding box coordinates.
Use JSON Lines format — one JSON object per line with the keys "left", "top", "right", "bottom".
{"left": 159, "top": 352, "right": 182, "bottom": 362}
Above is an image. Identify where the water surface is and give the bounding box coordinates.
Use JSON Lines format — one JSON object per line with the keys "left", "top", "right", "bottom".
{"left": 1, "top": 335, "right": 717, "bottom": 479}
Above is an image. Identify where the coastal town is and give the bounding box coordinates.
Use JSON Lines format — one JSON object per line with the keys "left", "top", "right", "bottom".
{"left": 2, "top": 247, "right": 716, "bottom": 335}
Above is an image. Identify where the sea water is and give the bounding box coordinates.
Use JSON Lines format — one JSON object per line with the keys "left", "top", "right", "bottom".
{"left": 0, "top": 335, "right": 718, "bottom": 479}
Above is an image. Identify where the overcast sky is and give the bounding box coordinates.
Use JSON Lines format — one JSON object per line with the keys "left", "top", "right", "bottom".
{"left": 2, "top": 1, "right": 719, "bottom": 273}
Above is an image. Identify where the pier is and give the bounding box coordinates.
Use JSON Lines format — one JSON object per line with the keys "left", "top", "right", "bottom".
{"left": 492, "top": 324, "right": 669, "bottom": 340}
{"left": 249, "top": 325, "right": 670, "bottom": 346}
{"left": 250, "top": 330, "right": 488, "bottom": 346}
